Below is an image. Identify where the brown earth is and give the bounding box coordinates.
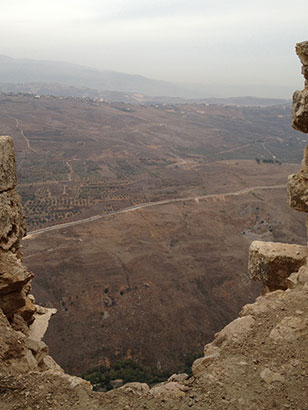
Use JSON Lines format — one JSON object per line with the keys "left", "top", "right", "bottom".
{"left": 2, "top": 41, "right": 308, "bottom": 410}
{"left": 22, "top": 162, "right": 306, "bottom": 374}
{"left": 1, "top": 132, "right": 307, "bottom": 410}
{"left": 1, "top": 93, "right": 306, "bottom": 376}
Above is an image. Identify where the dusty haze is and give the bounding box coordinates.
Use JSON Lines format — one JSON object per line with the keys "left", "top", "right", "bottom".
{"left": 1, "top": 0, "right": 308, "bottom": 97}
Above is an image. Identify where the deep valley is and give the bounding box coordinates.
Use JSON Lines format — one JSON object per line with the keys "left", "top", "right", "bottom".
{"left": 0, "top": 92, "right": 305, "bottom": 376}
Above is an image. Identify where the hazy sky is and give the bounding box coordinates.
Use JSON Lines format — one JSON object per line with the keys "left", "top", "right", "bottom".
{"left": 1, "top": 0, "right": 308, "bottom": 87}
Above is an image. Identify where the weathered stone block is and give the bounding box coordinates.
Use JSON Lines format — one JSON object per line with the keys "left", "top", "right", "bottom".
{"left": 248, "top": 241, "right": 308, "bottom": 290}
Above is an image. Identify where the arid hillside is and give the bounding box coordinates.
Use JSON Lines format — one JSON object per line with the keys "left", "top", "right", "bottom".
{"left": 0, "top": 93, "right": 306, "bottom": 375}
{"left": 0, "top": 93, "right": 304, "bottom": 230}
{"left": 23, "top": 161, "right": 306, "bottom": 374}
{"left": 2, "top": 39, "right": 308, "bottom": 410}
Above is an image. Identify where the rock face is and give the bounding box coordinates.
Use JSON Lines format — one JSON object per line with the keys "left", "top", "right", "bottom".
{"left": 0, "top": 136, "right": 91, "bottom": 410}
{"left": 0, "top": 136, "right": 32, "bottom": 321}
{"left": 0, "top": 136, "right": 26, "bottom": 252}
{"left": 288, "top": 41, "right": 308, "bottom": 210}
{"left": 292, "top": 42, "right": 308, "bottom": 132}
{"left": 292, "top": 88, "right": 308, "bottom": 133}
{"left": 0, "top": 249, "right": 34, "bottom": 319}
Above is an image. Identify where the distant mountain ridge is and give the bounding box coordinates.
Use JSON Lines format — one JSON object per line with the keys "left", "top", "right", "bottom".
{"left": 0, "top": 81, "right": 290, "bottom": 106}
{"left": 0, "top": 54, "right": 294, "bottom": 99}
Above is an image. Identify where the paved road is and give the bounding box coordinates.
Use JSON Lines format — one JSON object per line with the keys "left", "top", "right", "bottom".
{"left": 25, "top": 184, "right": 285, "bottom": 238}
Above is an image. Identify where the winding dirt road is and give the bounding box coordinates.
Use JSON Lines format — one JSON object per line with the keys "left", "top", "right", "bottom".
{"left": 14, "top": 118, "right": 37, "bottom": 153}
{"left": 25, "top": 184, "right": 285, "bottom": 238}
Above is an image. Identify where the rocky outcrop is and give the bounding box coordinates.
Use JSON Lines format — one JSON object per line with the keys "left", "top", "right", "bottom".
{"left": 288, "top": 41, "right": 308, "bottom": 212}
{"left": 292, "top": 41, "right": 308, "bottom": 132}
{"left": 0, "top": 136, "right": 26, "bottom": 251}
{"left": 0, "top": 249, "right": 34, "bottom": 319}
{"left": 0, "top": 136, "right": 94, "bottom": 409}
{"left": 292, "top": 88, "right": 308, "bottom": 133}
{"left": 0, "top": 136, "right": 33, "bottom": 322}
{"left": 287, "top": 144, "right": 308, "bottom": 212}
{"left": 248, "top": 241, "right": 308, "bottom": 290}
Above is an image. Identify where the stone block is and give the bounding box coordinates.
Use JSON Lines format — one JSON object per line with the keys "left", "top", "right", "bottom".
{"left": 248, "top": 241, "right": 308, "bottom": 290}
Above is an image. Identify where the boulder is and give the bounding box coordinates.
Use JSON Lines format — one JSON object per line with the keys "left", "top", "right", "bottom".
{"left": 150, "top": 381, "right": 188, "bottom": 398}
{"left": 213, "top": 315, "right": 255, "bottom": 346}
{"left": 287, "top": 265, "right": 308, "bottom": 288}
{"left": 248, "top": 241, "right": 308, "bottom": 290}
{"left": 119, "top": 382, "right": 150, "bottom": 396}
{"left": 192, "top": 352, "right": 220, "bottom": 376}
